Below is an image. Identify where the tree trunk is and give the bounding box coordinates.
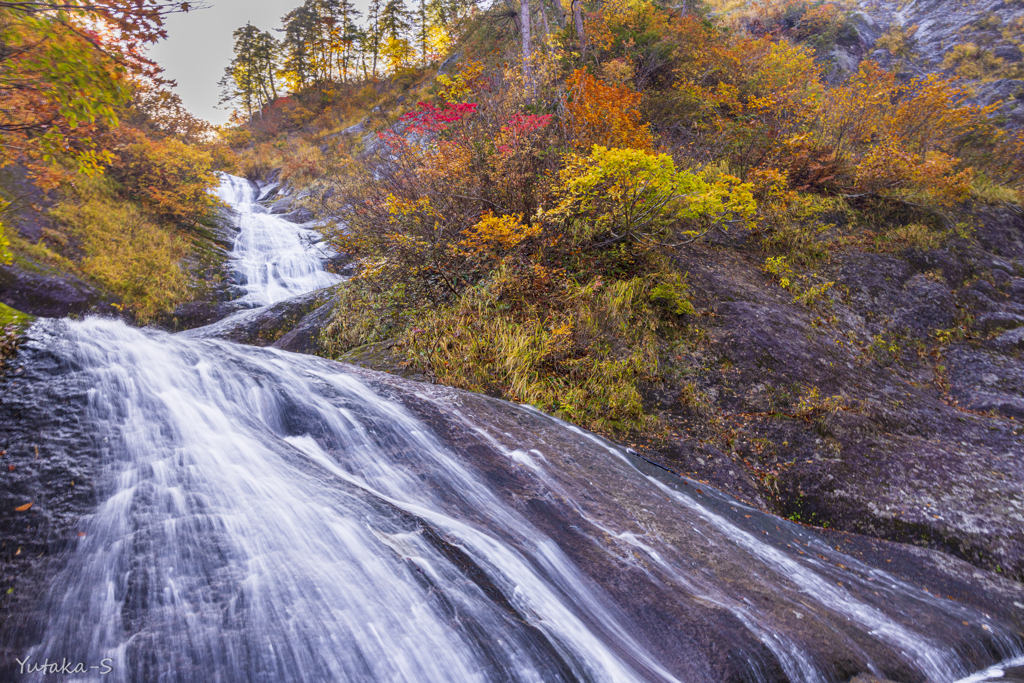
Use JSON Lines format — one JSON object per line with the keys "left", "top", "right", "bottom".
{"left": 539, "top": 0, "right": 550, "bottom": 47}
{"left": 521, "top": 0, "right": 532, "bottom": 86}
{"left": 573, "top": 0, "right": 585, "bottom": 53}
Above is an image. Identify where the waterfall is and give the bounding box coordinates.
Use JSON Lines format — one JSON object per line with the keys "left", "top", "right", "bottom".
{"left": 216, "top": 174, "right": 340, "bottom": 307}
{"left": 3, "top": 175, "right": 1022, "bottom": 683}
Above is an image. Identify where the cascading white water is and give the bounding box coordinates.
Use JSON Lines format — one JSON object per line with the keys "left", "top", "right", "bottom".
{"left": 216, "top": 174, "right": 340, "bottom": 307}
{"left": 10, "top": 318, "right": 1024, "bottom": 683}
{"left": 6, "top": 174, "right": 1023, "bottom": 683}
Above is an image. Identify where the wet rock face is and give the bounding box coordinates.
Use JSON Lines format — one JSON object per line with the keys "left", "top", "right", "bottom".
{"left": 181, "top": 287, "right": 337, "bottom": 349}
{"left": 0, "top": 261, "right": 121, "bottom": 319}
{"left": 1, "top": 325, "right": 1022, "bottom": 681}
{"left": 271, "top": 300, "right": 335, "bottom": 354}
{"left": 0, "top": 339, "right": 105, "bottom": 658}
{"left": 852, "top": 0, "right": 1024, "bottom": 70}
{"left": 889, "top": 274, "right": 956, "bottom": 337}
{"left": 850, "top": 0, "right": 1024, "bottom": 124}
{"left": 648, "top": 210, "right": 1024, "bottom": 583}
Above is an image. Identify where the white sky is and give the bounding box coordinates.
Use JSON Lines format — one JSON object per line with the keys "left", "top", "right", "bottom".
{"left": 148, "top": 0, "right": 368, "bottom": 125}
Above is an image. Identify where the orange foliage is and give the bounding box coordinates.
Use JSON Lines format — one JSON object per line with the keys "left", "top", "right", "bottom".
{"left": 108, "top": 127, "right": 221, "bottom": 226}
{"left": 565, "top": 69, "right": 652, "bottom": 151}
{"left": 673, "top": 25, "right": 1017, "bottom": 201}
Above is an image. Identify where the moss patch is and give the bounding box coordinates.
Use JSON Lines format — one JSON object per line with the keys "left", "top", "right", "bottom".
{"left": 0, "top": 302, "right": 34, "bottom": 330}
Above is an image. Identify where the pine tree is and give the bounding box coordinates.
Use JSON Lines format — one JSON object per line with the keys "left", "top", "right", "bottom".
{"left": 281, "top": 3, "right": 319, "bottom": 90}
{"left": 415, "top": 0, "right": 429, "bottom": 63}
{"left": 219, "top": 22, "right": 279, "bottom": 120}
{"left": 364, "top": 0, "right": 383, "bottom": 78}
{"left": 334, "top": 0, "right": 362, "bottom": 81}
{"left": 379, "top": 0, "right": 411, "bottom": 42}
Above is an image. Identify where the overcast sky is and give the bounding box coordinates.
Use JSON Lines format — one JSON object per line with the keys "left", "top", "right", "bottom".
{"left": 148, "top": 0, "right": 367, "bottom": 125}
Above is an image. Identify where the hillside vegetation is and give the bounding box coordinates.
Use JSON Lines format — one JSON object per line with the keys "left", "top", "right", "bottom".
{"left": 0, "top": 1, "right": 228, "bottom": 325}
{"left": 220, "top": 0, "right": 1022, "bottom": 432}
{"left": 4, "top": 0, "right": 1024, "bottom": 579}
{"left": 212, "top": 0, "right": 1024, "bottom": 580}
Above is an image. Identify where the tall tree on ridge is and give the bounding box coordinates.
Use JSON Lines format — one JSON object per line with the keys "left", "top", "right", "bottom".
{"left": 364, "top": 0, "right": 383, "bottom": 77}
{"left": 281, "top": 2, "right": 318, "bottom": 89}
{"left": 520, "top": 0, "right": 531, "bottom": 85}
{"left": 220, "top": 22, "right": 278, "bottom": 120}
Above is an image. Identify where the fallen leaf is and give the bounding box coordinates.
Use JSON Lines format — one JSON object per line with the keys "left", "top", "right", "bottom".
{"left": 77, "top": 532, "right": 86, "bottom": 537}
{"left": 7, "top": 465, "right": 13, "bottom": 472}
{"left": 14, "top": 547, "right": 20, "bottom": 556}
{"left": 695, "top": 489, "right": 704, "bottom": 494}
{"left": 14, "top": 502, "right": 32, "bottom": 512}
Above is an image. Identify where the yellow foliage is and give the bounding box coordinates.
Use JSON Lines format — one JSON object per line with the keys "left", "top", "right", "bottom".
{"left": 436, "top": 60, "right": 485, "bottom": 103}
{"left": 875, "top": 25, "right": 918, "bottom": 58}
{"left": 942, "top": 43, "right": 1004, "bottom": 80}
{"left": 0, "top": 197, "right": 11, "bottom": 265}
{"left": 458, "top": 212, "right": 540, "bottom": 257}
{"left": 544, "top": 146, "right": 756, "bottom": 245}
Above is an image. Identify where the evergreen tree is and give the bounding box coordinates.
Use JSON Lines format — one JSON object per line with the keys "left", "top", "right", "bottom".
{"left": 415, "top": 0, "right": 429, "bottom": 63}
{"left": 364, "top": 0, "right": 383, "bottom": 77}
{"left": 328, "top": 0, "right": 362, "bottom": 81}
{"left": 281, "top": 3, "right": 319, "bottom": 89}
{"left": 379, "top": 0, "right": 410, "bottom": 42}
{"left": 219, "top": 22, "right": 279, "bottom": 120}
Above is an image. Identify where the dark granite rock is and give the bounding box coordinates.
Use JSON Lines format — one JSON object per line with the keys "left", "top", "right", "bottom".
{"left": 889, "top": 274, "right": 956, "bottom": 337}
{"left": 0, "top": 259, "right": 120, "bottom": 319}
{"left": 974, "top": 312, "right": 1024, "bottom": 334}
{"left": 271, "top": 300, "right": 334, "bottom": 354}
{"left": 992, "top": 327, "right": 1024, "bottom": 352}
{"left": 181, "top": 287, "right": 337, "bottom": 347}
{"left": 1009, "top": 277, "right": 1024, "bottom": 303}
{"left": 995, "top": 44, "right": 1023, "bottom": 62}
{"left": 638, "top": 214, "right": 1024, "bottom": 582}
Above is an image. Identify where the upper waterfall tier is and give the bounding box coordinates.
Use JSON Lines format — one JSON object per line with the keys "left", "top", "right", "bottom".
{"left": 216, "top": 174, "right": 340, "bottom": 307}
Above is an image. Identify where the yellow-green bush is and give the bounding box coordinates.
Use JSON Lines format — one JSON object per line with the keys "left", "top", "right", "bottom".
{"left": 942, "top": 44, "right": 1004, "bottom": 80}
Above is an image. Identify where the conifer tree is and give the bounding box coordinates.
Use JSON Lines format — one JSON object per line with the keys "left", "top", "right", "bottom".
{"left": 415, "top": 0, "right": 429, "bottom": 63}
{"left": 364, "top": 0, "right": 383, "bottom": 77}
{"left": 379, "top": 0, "right": 410, "bottom": 42}
{"left": 281, "top": 2, "right": 318, "bottom": 89}
{"left": 219, "top": 22, "right": 279, "bottom": 119}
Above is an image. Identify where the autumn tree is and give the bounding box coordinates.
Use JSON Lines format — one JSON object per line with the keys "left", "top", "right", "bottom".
{"left": 0, "top": 0, "right": 203, "bottom": 262}
{"left": 107, "top": 127, "right": 220, "bottom": 226}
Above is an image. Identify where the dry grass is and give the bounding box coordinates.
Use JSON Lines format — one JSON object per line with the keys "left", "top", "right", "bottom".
{"left": 51, "top": 177, "right": 190, "bottom": 322}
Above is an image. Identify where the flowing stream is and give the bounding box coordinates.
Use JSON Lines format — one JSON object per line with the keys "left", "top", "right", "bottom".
{"left": 217, "top": 174, "right": 340, "bottom": 307}
{"left": 3, "top": 175, "right": 1023, "bottom": 682}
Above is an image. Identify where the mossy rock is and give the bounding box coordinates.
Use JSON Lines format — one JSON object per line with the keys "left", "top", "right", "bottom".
{"left": 0, "top": 302, "right": 34, "bottom": 331}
